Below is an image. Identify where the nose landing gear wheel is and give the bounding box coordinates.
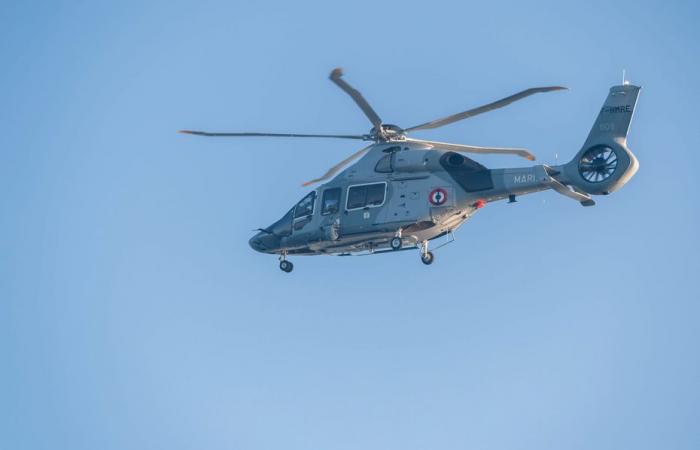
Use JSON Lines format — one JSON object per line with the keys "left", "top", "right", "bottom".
{"left": 279, "top": 260, "right": 294, "bottom": 273}
{"left": 421, "top": 251, "right": 434, "bottom": 265}
{"left": 390, "top": 237, "right": 402, "bottom": 250}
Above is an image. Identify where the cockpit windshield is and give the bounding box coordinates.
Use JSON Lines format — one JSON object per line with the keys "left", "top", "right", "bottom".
{"left": 268, "top": 208, "right": 293, "bottom": 237}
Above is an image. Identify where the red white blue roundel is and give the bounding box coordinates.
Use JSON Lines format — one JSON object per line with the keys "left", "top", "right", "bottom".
{"left": 429, "top": 188, "right": 448, "bottom": 206}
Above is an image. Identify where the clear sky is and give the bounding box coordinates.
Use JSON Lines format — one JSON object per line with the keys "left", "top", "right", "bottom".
{"left": 2, "top": 1, "right": 699, "bottom": 449}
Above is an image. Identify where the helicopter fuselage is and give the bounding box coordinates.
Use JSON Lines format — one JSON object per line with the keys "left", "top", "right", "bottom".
{"left": 181, "top": 68, "right": 640, "bottom": 271}
{"left": 249, "top": 141, "right": 556, "bottom": 257}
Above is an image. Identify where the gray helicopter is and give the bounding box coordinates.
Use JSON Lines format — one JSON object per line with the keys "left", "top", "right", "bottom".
{"left": 181, "top": 69, "right": 641, "bottom": 272}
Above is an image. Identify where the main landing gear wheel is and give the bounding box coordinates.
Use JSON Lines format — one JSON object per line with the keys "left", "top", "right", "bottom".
{"left": 421, "top": 251, "right": 434, "bottom": 265}
{"left": 279, "top": 260, "right": 294, "bottom": 273}
{"left": 390, "top": 237, "right": 402, "bottom": 250}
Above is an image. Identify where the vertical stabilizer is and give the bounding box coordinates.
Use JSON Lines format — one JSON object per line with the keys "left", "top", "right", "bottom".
{"left": 560, "top": 84, "right": 642, "bottom": 195}
{"left": 583, "top": 84, "right": 641, "bottom": 149}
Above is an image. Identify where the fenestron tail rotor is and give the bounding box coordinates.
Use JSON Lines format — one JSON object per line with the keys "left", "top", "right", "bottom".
{"left": 578, "top": 145, "right": 618, "bottom": 183}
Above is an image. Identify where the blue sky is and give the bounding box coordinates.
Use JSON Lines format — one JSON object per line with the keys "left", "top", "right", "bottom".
{"left": 1, "top": 1, "right": 699, "bottom": 449}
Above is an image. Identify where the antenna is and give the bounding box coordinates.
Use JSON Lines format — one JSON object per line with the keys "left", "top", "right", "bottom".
{"left": 622, "top": 69, "right": 630, "bottom": 85}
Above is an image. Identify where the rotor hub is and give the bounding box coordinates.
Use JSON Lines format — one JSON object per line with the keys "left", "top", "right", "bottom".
{"left": 370, "top": 124, "right": 406, "bottom": 141}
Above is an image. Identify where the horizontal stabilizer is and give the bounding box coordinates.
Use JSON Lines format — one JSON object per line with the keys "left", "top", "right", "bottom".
{"left": 543, "top": 165, "right": 596, "bottom": 207}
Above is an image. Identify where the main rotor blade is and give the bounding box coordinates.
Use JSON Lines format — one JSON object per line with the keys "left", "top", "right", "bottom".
{"left": 179, "top": 130, "right": 367, "bottom": 140}
{"left": 329, "top": 68, "right": 383, "bottom": 130}
{"left": 404, "top": 86, "right": 567, "bottom": 132}
{"left": 405, "top": 138, "right": 536, "bottom": 161}
{"left": 302, "top": 144, "right": 373, "bottom": 187}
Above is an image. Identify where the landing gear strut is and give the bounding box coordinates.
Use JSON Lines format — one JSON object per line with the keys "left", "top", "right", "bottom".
{"left": 279, "top": 254, "right": 293, "bottom": 273}
{"left": 419, "top": 240, "right": 434, "bottom": 265}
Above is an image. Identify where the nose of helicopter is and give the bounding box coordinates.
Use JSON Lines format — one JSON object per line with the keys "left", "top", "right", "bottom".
{"left": 248, "top": 231, "right": 281, "bottom": 253}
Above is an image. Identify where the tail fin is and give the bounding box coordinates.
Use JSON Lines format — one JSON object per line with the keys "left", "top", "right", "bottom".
{"left": 562, "top": 84, "right": 641, "bottom": 195}
{"left": 584, "top": 83, "right": 641, "bottom": 148}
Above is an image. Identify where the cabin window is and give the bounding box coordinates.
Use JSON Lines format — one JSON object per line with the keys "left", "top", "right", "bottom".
{"left": 321, "top": 188, "right": 341, "bottom": 215}
{"left": 345, "top": 182, "right": 386, "bottom": 210}
{"left": 366, "top": 183, "right": 385, "bottom": 206}
{"left": 347, "top": 186, "right": 366, "bottom": 210}
{"left": 294, "top": 191, "right": 316, "bottom": 218}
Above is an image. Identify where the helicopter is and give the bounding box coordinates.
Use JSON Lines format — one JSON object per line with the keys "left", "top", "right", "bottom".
{"left": 181, "top": 68, "right": 641, "bottom": 272}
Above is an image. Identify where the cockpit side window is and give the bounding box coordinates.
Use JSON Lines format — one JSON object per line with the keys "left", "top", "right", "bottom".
{"left": 294, "top": 192, "right": 316, "bottom": 219}
{"left": 321, "top": 188, "right": 341, "bottom": 215}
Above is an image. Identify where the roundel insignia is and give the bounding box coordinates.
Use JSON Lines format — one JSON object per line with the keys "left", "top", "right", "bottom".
{"left": 429, "top": 188, "right": 448, "bottom": 206}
